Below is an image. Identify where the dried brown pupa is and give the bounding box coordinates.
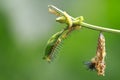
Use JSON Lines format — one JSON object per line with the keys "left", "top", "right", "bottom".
{"left": 86, "top": 32, "right": 106, "bottom": 76}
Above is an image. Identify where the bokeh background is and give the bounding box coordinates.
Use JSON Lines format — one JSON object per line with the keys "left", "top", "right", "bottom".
{"left": 0, "top": 0, "right": 120, "bottom": 80}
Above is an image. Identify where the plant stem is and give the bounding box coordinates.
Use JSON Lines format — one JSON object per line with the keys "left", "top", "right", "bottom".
{"left": 48, "top": 5, "right": 120, "bottom": 34}
{"left": 81, "top": 22, "right": 120, "bottom": 34}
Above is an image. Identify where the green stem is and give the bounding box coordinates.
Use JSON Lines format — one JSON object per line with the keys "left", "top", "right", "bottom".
{"left": 81, "top": 22, "right": 120, "bottom": 34}
{"left": 48, "top": 5, "right": 120, "bottom": 34}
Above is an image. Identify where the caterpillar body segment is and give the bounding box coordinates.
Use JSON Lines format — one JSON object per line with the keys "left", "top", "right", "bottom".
{"left": 43, "top": 26, "right": 80, "bottom": 62}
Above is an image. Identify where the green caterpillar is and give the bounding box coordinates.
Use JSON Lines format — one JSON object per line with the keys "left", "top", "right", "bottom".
{"left": 43, "top": 26, "right": 80, "bottom": 62}
{"left": 43, "top": 30, "right": 64, "bottom": 62}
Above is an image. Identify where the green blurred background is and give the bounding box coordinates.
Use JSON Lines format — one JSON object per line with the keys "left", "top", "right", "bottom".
{"left": 0, "top": 0, "right": 120, "bottom": 80}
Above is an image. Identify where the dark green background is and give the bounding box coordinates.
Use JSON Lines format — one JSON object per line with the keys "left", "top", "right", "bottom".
{"left": 0, "top": 0, "right": 120, "bottom": 80}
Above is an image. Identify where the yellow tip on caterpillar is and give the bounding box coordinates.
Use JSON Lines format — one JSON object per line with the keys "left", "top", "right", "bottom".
{"left": 43, "top": 56, "right": 51, "bottom": 62}
{"left": 46, "top": 57, "right": 51, "bottom": 62}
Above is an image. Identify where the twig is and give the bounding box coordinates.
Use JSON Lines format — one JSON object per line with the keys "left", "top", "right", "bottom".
{"left": 48, "top": 5, "right": 120, "bottom": 34}
{"left": 81, "top": 22, "right": 120, "bottom": 33}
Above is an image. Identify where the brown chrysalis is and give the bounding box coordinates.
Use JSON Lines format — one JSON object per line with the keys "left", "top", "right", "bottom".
{"left": 86, "top": 32, "right": 106, "bottom": 76}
